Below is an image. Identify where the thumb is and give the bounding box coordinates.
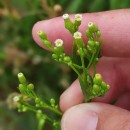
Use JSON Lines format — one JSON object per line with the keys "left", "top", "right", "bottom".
{"left": 61, "top": 103, "right": 130, "bottom": 130}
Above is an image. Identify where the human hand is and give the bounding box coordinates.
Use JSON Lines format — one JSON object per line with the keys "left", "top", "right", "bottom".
{"left": 32, "top": 9, "right": 130, "bottom": 130}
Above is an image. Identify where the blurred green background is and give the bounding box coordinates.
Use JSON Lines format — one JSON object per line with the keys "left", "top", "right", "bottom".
{"left": 0, "top": 0, "right": 130, "bottom": 130}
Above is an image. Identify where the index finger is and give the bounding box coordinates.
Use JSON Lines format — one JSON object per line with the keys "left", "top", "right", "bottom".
{"left": 32, "top": 9, "right": 130, "bottom": 57}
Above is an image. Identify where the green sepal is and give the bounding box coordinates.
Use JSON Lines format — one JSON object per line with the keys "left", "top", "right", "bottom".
{"left": 18, "top": 84, "right": 26, "bottom": 94}
{"left": 52, "top": 53, "right": 59, "bottom": 60}
{"left": 64, "top": 19, "right": 74, "bottom": 34}
{"left": 74, "top": 20, "right": 81, "bottom": 27}
{"left": 88, "top": 24, "right": 98, "bottom": 33}
{"left": 85, "top": 30, "right": 92, "bottom": 38}
{"left": 96, "top": 31, "right": 101, "bottom": 37}
{"left": 27, "top": 83, "right": 34, "bottom": 91}
{"left": 54, "top": 46, "right": 64, "bottom": 55}
{"left": 64, "top": 56, "right": 71, "bottom": 63}
{"left": 74, "top": 39, "right": 84, "bottom": 49}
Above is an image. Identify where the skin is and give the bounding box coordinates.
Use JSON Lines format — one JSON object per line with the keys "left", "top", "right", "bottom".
{"left": 32, "top": 9, "right": 130, "bottom": 130}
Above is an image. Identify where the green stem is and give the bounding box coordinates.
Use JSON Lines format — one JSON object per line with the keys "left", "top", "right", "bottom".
{"left": 24, "top": 104, "right": 55, "bottom": 123}
{"left": 73, "top": 63, "right": 83, "bottom": 69}
{"left": 70, "top": 65, "right": 82, "bottom": 78}
{"left": 93, "top": 64, "right": 96, "bottom": 77}
{"left": 43, "top": 104, "right": 62, "bottom": 116}
{"left": 87, "top": 52, "right": 95, "bottom": 69}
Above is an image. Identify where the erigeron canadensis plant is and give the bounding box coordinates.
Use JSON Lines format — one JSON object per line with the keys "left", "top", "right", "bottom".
{"left": 37, "top": 13, "right": 110, "bottom": 102}
{"left": 16, "top": 72, "right": 62, "bottom": 130}
{"left": 15, "top": 14, "right": 110, "bottom": 130}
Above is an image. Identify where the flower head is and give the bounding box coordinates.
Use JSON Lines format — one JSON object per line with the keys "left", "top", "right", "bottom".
{"left": 62, "top": 14, "right": 69, "bottom": 20}
{"left": 18, "top": 72, "right": 26, "bottom": 84}
{"left": 88, "top": 22, "right": 94, "bottom": 28}
{"left": 13, "top": 96, "right": 19, "bottom": 102}
{"left": 75, "top": 14, "right": 82, "bottom": 21}
{"left": 73, "top": 32, "right": 82, "bottom": 39}
{"left": 55, "top": 39, "right": 63, "bottom": 47}
{"left": 18, "top": 73, "right": 24, "bottom": 78}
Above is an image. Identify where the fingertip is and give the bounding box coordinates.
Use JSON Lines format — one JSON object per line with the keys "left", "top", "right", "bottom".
{"left": 61, "top": 103, "right": 130, "bottom": 130}
{"left": 61, "top": 103, "right": 98, "bottom": 130}
{"left": 60, "top": 80, "right": 84, "bottom": 112}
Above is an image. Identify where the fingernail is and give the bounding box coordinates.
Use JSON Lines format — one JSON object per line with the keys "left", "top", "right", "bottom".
{"left": 62, "top": 106, "right": 98, "bottom": 130}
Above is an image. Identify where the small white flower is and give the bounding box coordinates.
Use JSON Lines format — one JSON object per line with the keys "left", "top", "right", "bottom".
{"left": 18, "top": 73, "right": 24, "bottom": 78}
{"left": 88, "top": 22, "right": 94, "bottom": 28}
{"left": 13, "top": 96, "right": 19, "bottom": 102}
{"left": 73, "top": 32, "right": 82, "bottom": 39}
{"left": 62, "top": 14, "right": 69, "bottom": 20}
{"left": 37, "top": 110, "right": 42, "bottom": 113}
{"left": 75, "top": 14, "right": 82, "bottom": 21}
{"left": 55, "top": 39, "right": 63, "bottom": 47}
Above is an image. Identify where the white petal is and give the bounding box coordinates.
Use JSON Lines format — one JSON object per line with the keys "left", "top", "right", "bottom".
{"left": 55, "top": 39, "right": 63, "bottom": 47}
{"left": 88, "top": 22, "right": 94, "bottom": 27}
{"left": 73, "top": 32, "right": 82, "bottom": 39}
{"left": 75, "top": 14, "right": 82, "bottom": 21}
{"left": 62, "top": 14, "right": 69, "bottom": 20}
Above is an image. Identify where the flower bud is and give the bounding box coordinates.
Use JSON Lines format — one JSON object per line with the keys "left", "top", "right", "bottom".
{"left": 22, "top": 105, "right": 27, "bottom": 112}
{"left": 88, "top": 40, "right": 95, "bottom": 47}
{"left": 88, "top": 22, "right": 98, "bottom": 32}
{"left": 101, "top": 82, "right": 110, "bottom": 92}
{"left": 96, "top": 31, "right": 101, "bottom": 37}
{"left": 64, "top": 56, "right": 71, "bottom": 62}
{"left": 85, "top": 30, "right": 92, "bottom": 38}
{"left": 37, "top": 31, "right": 47, "bottom": 40}
{"left": 18, "top": 84, "right": 26, "bottom": 93}
{"left": 43, "top": 40, "right": 52, "bottom": 46}
{"left": 101, "top": 81, "right": 107, "bottom": 88}
{"left": 18, "top": 73, "right": 26, "bottom": 84}
{"left": 58, "top": 58, "right": 62, "bottom": 62}
{"left": 95, "top": 41, "right": 100, "bottom": 47}
{"left": 36, "top": 110, "right": 42, "bottom": 119}
{"left": 27, "top": 83, "right": 34, "bottom": 91}
{"left": 93, "top": 84, "right": 100, "bottom": 93}
{"left": 93, "top": 73, "right": 102, "bottom": 85}
{"left": 63, "top": 14, "right": 74, "bottom": 33}
{"left": 50, "top": 98, "right": 55, "bottom": 107}
{"left": 52, "top": 54, "right": 58, "bottom": 59}
{"left": 35, "top": 98, "right": 40, "bottom": 103}
{"left": 106, "top": 84, "right": 110, "bottom": 90}
{"left": 77, "top": 48, "right": 84, "bottom": 56}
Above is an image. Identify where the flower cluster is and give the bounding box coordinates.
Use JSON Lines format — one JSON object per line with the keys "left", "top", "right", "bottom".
{"left": 92, "top": 74, "right": 110, "bottom": 97}
{"left": 62, "top": 14, "right": 82, "bottom": 34}
{"left": 16, "top": 73, "right": 62, "bottom": 130}
{"left": 15, "top": 13, "right": 111, "bottom": 130}
{"left": 37, "top": 14, "right": 110, "bottom": 102}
